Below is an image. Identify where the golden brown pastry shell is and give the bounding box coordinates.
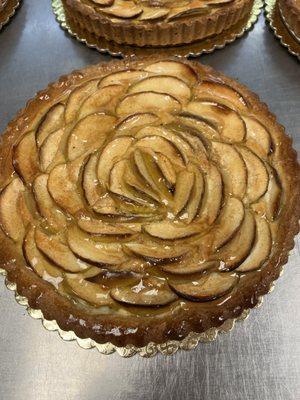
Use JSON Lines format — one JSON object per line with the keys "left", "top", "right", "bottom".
{"left": 0, "top": 57, "right": 299, "bottom": 348}
{"left": 279, "top": 0, "right": 300, "bottom": 39}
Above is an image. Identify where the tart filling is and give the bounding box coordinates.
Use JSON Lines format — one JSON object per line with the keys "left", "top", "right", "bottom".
{"left": 0, "top": 58, "right": 299, "bottom": 347}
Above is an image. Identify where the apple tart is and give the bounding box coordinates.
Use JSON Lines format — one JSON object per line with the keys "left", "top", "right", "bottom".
{"left": 61, "top": 0, "right": 255, "bottom": 46}
{"left": 279, "top": 0, "right": 300, "bottom": 39}
{"left": 0, "top": 58, "right": 299, "bottom": 347}
{"left": 0, "top": 0, "right": 7, "bottom": 12}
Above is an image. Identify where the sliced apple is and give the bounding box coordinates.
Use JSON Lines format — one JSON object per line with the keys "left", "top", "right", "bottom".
{"left": 128, "top": 75, "right": 191, "bottom": 104}
{"left": 97, "top": 136, "right": 134, "bottom": 184}
{"left": 217, "top": 210, "right": 255, "bottom": 270}
{"left": 243, "top": 116, "right": 271, "bottom": 157}
{"left": 67, "top": 113, "right": 116, "bottom": 161}
{"left": 236, "top": 215, "right": 272, "bottom": 272}
{"left": 82, "top": 153, "right": 102, "bottom": 208}
{"left": 13, "top": 131, "right": 39, "bottom": 184}
{"left": 115, "top": 113, "right": 159, "bottom": 134}
{"left": 144, "top": 221, "right": 202, "bottom": 240}
{"left": 110, "top": 277, "right": 177, "bottom": 306}
{"left": 155, "top": 153, "right": 177, "bottom": 187}
{"left": 64, "top": 79, "right": 99, "bottom": 124}
{"left": 124, "top": 243, "right": 189, "bottom": 260}
{"left": 211, "top": 142, "right": 247, "bottom": 198}
{"left": 39, "top": 127, "right": 65, "bottom": 172}
{"left": 0, "top": 178, "right": 25, "bottom": 241}
{"left": 65, "top": 275, "right": 114, "bottom": 307}
{"left": 185, "top": 166, "right": 204, "bottom": 223}
{"left": 144, "top": 60, "right": 198, "bottom": 85}
{"left": 23, "top": 227, "right": 63, "bottom": 278}
{"left": 176, "top": 114, "right": 220, "bottom": 141}
{"left": 162, "top": 259, "right": 218, "bottom": 275}
{"left": 100, "top": 1, "right": 143, "bottom": 19}
{"left": 169, "top": 272, "right": 238, "bottom": 301}
{"left": 237, "top": 146, "right": 269, "bottom": 204}
{"left": 173, "top": 170, "right": 194, "bottom": 215}
{"left": 99, "top": 69, "right": 149, "bottom": 88}
{"left": 91, "top": 0, "right": 113, "bottom": 6}
{"left": 36, "top": 103, "right": 65, "bottom": 147}
{"left": 78, "top": 216, "right": 141, "bottom": 235}
{"left": 78, "top": 84, "right": 125, "bottom": 119}
{"left": 67, "top": 225, "right": 128, "bottom": 265}
{"left": 167, "top": 4, "right": 208, "bottom": 20}
{"left": 35, "top": 229, "right": 91, "bottom": 272}
{"left": 33, "top": 174, "right": 67, "bottom": 231}
{"left": 199, "top": 165, "right": 222, "bottom": 225}
{"left": 185, "top": 101, "right": 246, "bottom": 142}
{"left": 139, "top": 6, "right": 169, "bottom": 20}
{"left": 124, "top": 163, "right": 161, "bottom": 202}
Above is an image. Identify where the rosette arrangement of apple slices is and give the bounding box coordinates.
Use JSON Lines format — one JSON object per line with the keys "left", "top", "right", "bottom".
{"left": 0, "top": 58, "right": 297, "bottom": 329}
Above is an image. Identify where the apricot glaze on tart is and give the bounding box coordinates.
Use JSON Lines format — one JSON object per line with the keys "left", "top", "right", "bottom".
{"left": 279, "top": 0, "right": 300, "bottom": 40}
{"left": 0, "top": 58, "right": 299, "bottom": 347}
{"left": 61, "top": 0, "right": 255, "bottom": 46}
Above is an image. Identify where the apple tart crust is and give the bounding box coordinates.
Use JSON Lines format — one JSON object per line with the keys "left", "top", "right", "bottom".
{"left": 61, "top": 0, "right": 255, "bottom": 46}
{"left": 279, "top": 0, "right": 300, "bottom": 39}
{"left": 0, "top": 58, "right": 299, "bottom": 347}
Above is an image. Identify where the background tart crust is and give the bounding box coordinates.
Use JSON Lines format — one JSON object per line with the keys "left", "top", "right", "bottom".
{"left": 0, "top": 57, "right": 299, "bottom": 347}
{"left": 279, "top": 0, "right": 300, "bottom": 38}
{"left": 62, "top": 0, "right": 254, "bottom": 46}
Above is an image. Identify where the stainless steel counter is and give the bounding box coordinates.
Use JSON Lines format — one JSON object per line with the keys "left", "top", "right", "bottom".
{"left": 0, "top": 1, "right": 299, "bottom": 399}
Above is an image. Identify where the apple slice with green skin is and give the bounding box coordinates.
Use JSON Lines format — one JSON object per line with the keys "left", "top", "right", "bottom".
{"left": 216, "top": 210, "right": 255, "bottom": 270}
{"left": 78, "top": 215, "right": 141, "bottom": 235}
{"left": 139, "top": 6, "right": 169, "bottom": 20}
{"left": 13, "top": 131, "right": 39, "bottom": 184}
{"left": 99, "top": 70, "right": 149, "bottom": 88}
{"left": 0, "top": 178, "right": 26, "bottom": 241}
{"left": 33, "top": 174, "right": 67, "bottom": 232}
{"left": 243, "top": 116, "right": 272, "bottom": 158}
{"left": 128, "top": 76, "right": 191, "bottom": 104}
{"left": 124, "top": 243, "right": 189, "bottom": 261}
{"left": 194, "top": 80, "right": 247, "bottom": 111}
{"left": 211, "top": 142, "right": 247, "bottom": 198}
{"left": 65, "top": 275, "right": 115, "bottom": 307}
{"left": 110, "top": 277, "right": 178, "bottom": 306}
{"left": 64, "top": 79, "right": 99, "bottom": 124}
{"left": 35, "top": 229, "right": 91, "bottom": 272}
{"left": 144, "top": 221, "right": 202, "bottom": 240}
{"left": 185, "top": 102, "right": 246, "bottom": 143}
{"left": 78, "top": 84, "right": 125, "bottom": 119}
{"left": 169, "top": 272, "right": 238, "bottom": 302}
{"left": 184, "top": 166, "right": 204, "bottom": 223}
{"left": 67, "top": 225, "right": 128, "bottom": 265}
{"left": 236, "top": 215, "right": 272, "bottom": 272}
{"left": 211, "top": 197, "right": 245, "bottom": 250}
{"left": 116, "top": 92, "right": 181, "bottom": 116}
{"left": 173, "top": 170, "right": 194, "bottom": 215}
{"left": 115, "top": 113, "right": 160, "bottom": 134}
{"left": 100, "top": 1, "right": 143, "bottom": 19}
{"left": 23, "top": 227, "right": 63, "bottom": 278}
{"left": 67, "top": 113, "right": 116, "bottom": 161}
{"left": 97, "top": 136, "right": 134, "bottom": 184}
{"left": 167, "top": 4, "right": 209, "bottom": 20}
{"left": 36, "top": 103, "right": 65, "bottom": 147}
{"left": 237, "top": 146, "right": 269, "bottom": 204}
{"left": 199, "top": 164, "right": 222, "bottom": 225}
{"left": 144, "top": 61, "right": 198, "bottom": 85}
{"left": 39, "top": 127, "right": 65, "bottom": 172}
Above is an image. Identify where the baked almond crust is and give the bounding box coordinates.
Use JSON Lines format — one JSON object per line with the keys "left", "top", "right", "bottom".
{"left": 62, "top": 0, "right": 254, "bottom": 46}
{"left": 279, "top": 0, "right": 300, "bottom": 39}
{"left": 0, "top": 57, "right": 299, "bottom": 347}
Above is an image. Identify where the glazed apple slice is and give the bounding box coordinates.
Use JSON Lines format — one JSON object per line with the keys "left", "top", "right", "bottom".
{"left": 97, "top": 136, "right": 134, "bottom": 184}
{"left": 237, "top": 146, "right": 269, "bottom": 204}
{"left": 100, "top": 0, "right": 143, "bottom": 19}
{"left": 124, "top": 164, "right": 161, "bottom": 202}
{"left": 199, "top": 165, "right": 222, "bottom": 225}
{"left": 184, "top": 166, "right": 204, "bottom": 223}
{"left": 91, "top": 0, "right": 114, "bottom": 5}
{"left": 176, "top": 114, "right": 220, "bottom": 141}
{"left": 67, "top": 113, "right": 116, "bottom": 161}
{"left": 0, "top": 178, "right": 26, "bottom": 241}
{"left": 99, "top": 70, "right": 150, "bottom": 88}
{"left": 185, "top": 101, "right": 246, "bottom": 142}
{"left": 162, "top": 259, "right": 218, "bottom": 275}
{"left": 110, "top": 277, "right": 178, "bottom": 306}
{"left": 211, "top": 142, "right": 247, "bottom": 198}
{"left": 217, "top": 210, "right": 255, "bottom": 270}
{"left": 23, "top": 227, "right": 63, "bottom": 278}
{"left": 78, "top": 84, "right": 125, "bottom": 119}
{"left": 35, "top": 229, "right": 91, "bottom": 272}
{"left": 243, "top": 116, "right": 272, "bottom": 157}
{"left": 116, "top": 92, "right": 181, "bottom": 116}
{"left": 173, "top": 170, "right": 194, "bottom": 215}
{"left": 169, "top": 272, "right": 238, "bottom": 301}
{"left": 64, "top": 79, "right": 99, "bottom": 124}
{"left": 155, "top": 153, "right": 177, "bottom": 187}
{"left": 67, "top": 225, "right": 128, "bottom": 265}
{"left": 78, "top": 216, "right": 141, "bottom": 235}
{"left": 144, "top": 221, "right": 201, "bottom": 240}
{"left": 115, "top": 113, "right": 160, "bottom": 134}
{"left": 144, "top": 60, "right": 198, "bottom": 85}
{"left": 13, "top": 131, "right": 39, "bottom": 184}
{"left": 167, "top": 4, "right": 209, "bottom": 20}
{"left": 124, "top": 243, "right": 189, "bottom": 260}
{"left": 194, "top": 80, "right": 247, "bottom": 110}
{"left": 128, "top": 76, "right": 191, "bottom": 103}
{"left": 33, "top": 174, "right": 67, "bottom": 231}
{"left": 82, "top": 153, "right": 102, "bottom": 208}
{"left": 236, "top": 215, "right": 272, "bottom": 272}
{"left": 39, "top": 127, "right": 65, "bottom": 172}
{"left": 36, "top": 103, "right": 65, "bottom": 147}
{"left": 139, "top": 6, "right": 169, "bottom": 20}
{"left": 65, "top": 275, "right": 114, "bottom": 307}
